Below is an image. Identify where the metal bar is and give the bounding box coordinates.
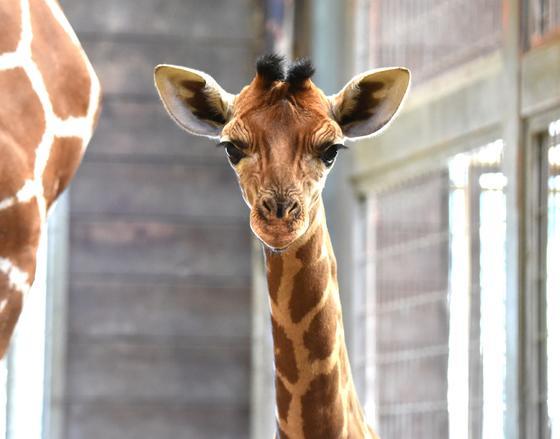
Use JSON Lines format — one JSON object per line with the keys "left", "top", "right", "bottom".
{"left": 502, "top": 0, "right": 523, "bottom": 436}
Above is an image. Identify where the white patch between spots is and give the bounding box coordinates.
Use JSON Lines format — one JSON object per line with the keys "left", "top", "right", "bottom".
{"left": 0, "top": 196, "right": 16, "bottom": 211}
{"left": 0, "top": 51, "right": 21, "bottom": 70}
{"left": 0, "top": 180, "right": 41, "bottom": 212}
{"left": 16, "top": 179, "right": 41, "bottom": 202}
{"left": 0, "top": 258, "right": 30, "bottom": 295}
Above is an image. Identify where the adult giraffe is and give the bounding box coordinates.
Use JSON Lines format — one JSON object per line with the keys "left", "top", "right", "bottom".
{"left": 0, "top": 0, "right": 101, "bottom": 357}
{"left": 154, "top": 55, "right": 409, "bottom": 438}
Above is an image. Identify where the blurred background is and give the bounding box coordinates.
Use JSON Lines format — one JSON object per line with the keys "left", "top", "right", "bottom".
{"left": 1, "top": 0, "right": 560, "bottom": 438}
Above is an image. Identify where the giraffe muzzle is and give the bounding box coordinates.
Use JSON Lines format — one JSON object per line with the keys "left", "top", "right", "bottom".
{"left": 250, "top": 195, "right": 308, "bottom": 250}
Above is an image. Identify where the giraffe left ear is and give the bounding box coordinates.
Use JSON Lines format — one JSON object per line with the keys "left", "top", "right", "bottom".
{"left": 154, "top": 64, "right": 234, "bottom": 138}
{"left": 329, "top": 67, "right": 410, "bottom": 140}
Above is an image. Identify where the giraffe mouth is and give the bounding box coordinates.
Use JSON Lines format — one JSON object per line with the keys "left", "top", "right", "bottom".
{"left": 249, "top": 211, "right": 308, "bottom": 250}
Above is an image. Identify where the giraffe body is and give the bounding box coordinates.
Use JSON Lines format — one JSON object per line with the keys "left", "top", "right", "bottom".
{"left": 0, "top": 0, "right": 101, "bottom": 357}
{"left": 155, "top": 55, "right": 409, "bottom": 438}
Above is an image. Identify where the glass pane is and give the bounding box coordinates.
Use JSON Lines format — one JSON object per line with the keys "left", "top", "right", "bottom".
{"left": 547, "top": 119, "right": 560, "bottom": 439}
{"left": 529, "top": 0, "right": 560, "bottom": 46}
{"left": 448, "top": 140, "right": 507, "bottom": 439}
{"left": 366, "top": 172, "right": 451, "bottom": 438}
{"left": 365, "top": 139, "right": 507, "bottom": 439}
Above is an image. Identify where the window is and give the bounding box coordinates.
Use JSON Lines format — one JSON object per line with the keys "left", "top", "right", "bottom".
{"left": 529, "top": 0, "right": 560, "bottom": 45}
{"left": 546, "top": 120, "right": 560, "bottom": 439}
{"left": 363, "top": 140, "right": 507, "bottom": 439}
{"left": 534, "top": 119, "right": 560, "bottom": 439}
{"left": 363, "top": 170, "right": 450, "bottom": 437}
{"left": 366, "top": 0, "right": 502, "bottom": 82}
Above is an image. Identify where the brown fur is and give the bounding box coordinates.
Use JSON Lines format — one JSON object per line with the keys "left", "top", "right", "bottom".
{"left": 0, "top": 0, "right": 101, "bottom": 357}
{"left": 301, "top": 366, "right": 345, "bottom": 438}
{"left": 0, "top": 68, "right": 46, "bottom": 167}
{"left": 42, "top": 136, "right": 84, "bottom": 207}
{"left": 272, "top": 315, "right": 300, "bottom": 384}
{"left": 276, "top": 375, "right": 293, "bottom": 422}
{"left": 303, "top": 293, "right": 338, "bottom": 361}
{"left": 267, "top": 251, "right": 283, "bottom": 304}
{"left": 224, "top": 79, "right": 341, "bottom": 252}
{"left": 154, "top": 58, "right": 410, "bottom": 439}
{"left": 266, "top": 215, "right": 371, "bottom": 438}
{"left": 290, "top": 227, "right": 328, "bottom": 323}
{"left": 0, "top": 0, "right": 20, "bottom": 53}
{"left": 30, "top": 0, "right": 91, "bottom": 119}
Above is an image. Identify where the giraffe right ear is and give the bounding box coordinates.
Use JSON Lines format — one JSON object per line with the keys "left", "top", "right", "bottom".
{"left": 154, "top": 64, "right": 234, "bottom": 138}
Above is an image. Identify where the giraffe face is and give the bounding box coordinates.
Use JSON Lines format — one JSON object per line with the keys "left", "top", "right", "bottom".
{"left": 154, "top": 55, "right": 410, "bottom": 250}
{"left": 219, "top": 82, "right": 343, "bottom": 249}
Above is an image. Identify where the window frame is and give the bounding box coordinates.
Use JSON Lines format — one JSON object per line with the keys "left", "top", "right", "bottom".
{"left": 349, "top": 2, "right": 560, "bottom": 438}
{"left": 523, "top": 107, "right": 560, "bottom": 439}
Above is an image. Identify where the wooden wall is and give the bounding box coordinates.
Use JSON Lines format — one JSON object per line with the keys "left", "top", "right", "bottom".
{"left": 61, "top": 1, "right": 261, "bottom": 437}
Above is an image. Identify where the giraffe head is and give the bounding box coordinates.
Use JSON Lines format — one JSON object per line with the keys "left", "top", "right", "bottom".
{"left": 154, "top": 55, "right": 409, "bottom": 250}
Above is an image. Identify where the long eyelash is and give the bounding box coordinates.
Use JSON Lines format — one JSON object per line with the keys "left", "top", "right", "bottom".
{"left": 318, "top": 143, "right": 347, "bottom": 153}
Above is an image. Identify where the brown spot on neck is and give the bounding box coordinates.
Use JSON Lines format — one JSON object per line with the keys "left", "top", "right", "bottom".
{"left": 42, "top": 136, "right": 84, "bottom": 208}
{"left": 301, "top": 366, "right": 344, "bottom": 439}
{"left": 271, "top": 316, "right": 299, "bottom": 384}
{"left": 30, "top": 0, "right": 90, "bottom": 119}
{"left": 303, "top": 293, "right": 339, "bottom": 361}
{"left": 275, "top": 375, "right": 292, "bottom": 422}
{"left": 0, "top": 68, "right": 45, "bottom": 170}
{"left": 266, "top": 250, "right": 283, "bottom": 304}
{"left": 289, "top": 226, "right": 328, "bottom": 323}
{"left": 0, "top": 1, "right": 21, "bottom": 54}
{"left": 0, "top": 199, "right": 41, "bottom": 275}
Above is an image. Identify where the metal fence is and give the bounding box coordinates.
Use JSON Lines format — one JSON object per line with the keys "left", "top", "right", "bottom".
{"left": 369, "top": 0, "right": 502, "bottom": 82}
{"left": 365, "top": 171, "right": 451, "bottom": 438}
{"left": 364, "top": 141, "right": 508, "bottom": 439}
{"left": 529, "top": 0, "right": 560, "bottom": 45}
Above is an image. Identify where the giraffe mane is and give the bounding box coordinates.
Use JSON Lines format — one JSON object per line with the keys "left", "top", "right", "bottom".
{"left": 255, "top": 53, "right": 315, "bottom": 88}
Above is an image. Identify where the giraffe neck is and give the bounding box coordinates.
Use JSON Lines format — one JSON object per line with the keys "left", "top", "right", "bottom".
{"left": 265, "top": 200, "right": 372, "bottom": 439}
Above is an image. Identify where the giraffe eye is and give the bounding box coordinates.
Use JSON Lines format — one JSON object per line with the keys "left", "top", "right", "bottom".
{"left": 220, "top": 141, "right": 245, "bottom": 165}
{"left": 320, "top": 144, "right": 345, "bottom": 167}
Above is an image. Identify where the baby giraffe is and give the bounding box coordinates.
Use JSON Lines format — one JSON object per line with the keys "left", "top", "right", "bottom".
{"left": 154, "top": 55, "right": 409, "bottom": 439}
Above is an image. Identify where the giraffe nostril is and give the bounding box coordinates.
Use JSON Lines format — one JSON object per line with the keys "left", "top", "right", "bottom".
{"left": 262, "top": 199, "right": 273, "bottom": 214}
{"left": 260, "top": 196, "right": 299, "bottom": 220}
{"left": 287, "top": 201, "right": 300, "bottom": 216}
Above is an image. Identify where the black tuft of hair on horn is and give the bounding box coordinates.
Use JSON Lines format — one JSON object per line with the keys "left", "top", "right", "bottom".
{"left": 256, "top": 53, "right": 286, "bottom": 83}
{"left": 286, "top": 58, "right": 315, "bottom": 86}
